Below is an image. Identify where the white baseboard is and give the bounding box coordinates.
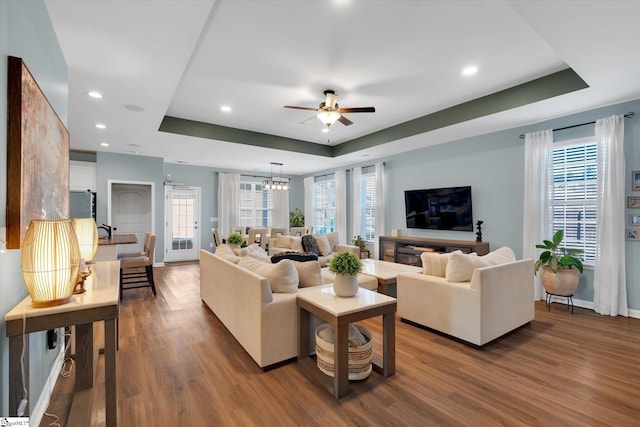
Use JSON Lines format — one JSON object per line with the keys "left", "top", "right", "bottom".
{"left": 30, "top": 341, "right": 65, "bottom": 426}
{"left": 549, "top": 297, "right": 640, "bottom": 319}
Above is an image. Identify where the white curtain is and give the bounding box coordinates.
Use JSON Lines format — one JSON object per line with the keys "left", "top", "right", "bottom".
{"left": 522, "top": 130, "right": 553, "bottom": 301}
{"left": 272, "top": 189, "right": 289, "bottom": 229}
{"left": 594, "top": 115, "right": 627, "bottom": 316}
{"left": 304, "top": 176, "right": 314, "bottom": 230}
{"left": 217, "top": 173, "right": 240, "bottom": 237}
{"left": 335, "top": 170, "right": 347, "bottom": 243}
{"left": 351, "top": 167, "right": 362, "bottom": 239}
{"left": 374, "top": 163, "right": 385, "bottom": 259}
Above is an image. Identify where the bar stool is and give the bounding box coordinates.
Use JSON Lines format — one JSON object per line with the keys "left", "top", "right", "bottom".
{"left": 119, "top": 234, "right": 156, "bottom": 300}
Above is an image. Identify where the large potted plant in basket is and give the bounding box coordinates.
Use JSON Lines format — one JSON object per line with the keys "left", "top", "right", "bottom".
{"left": 328, "top": 251, "right": 362, "bottom": 297}
{"left": 534, "top": 230, "right": 583, "bottom": 296}
{"left": 289, "top": 208, "right": 305, "bottom": 228}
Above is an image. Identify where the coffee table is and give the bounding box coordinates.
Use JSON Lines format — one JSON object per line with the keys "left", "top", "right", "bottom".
{"left": 297, "top": 285, "right": 397, "bottom": 398}
{"left": 361, "top": 259, "right": 422, "bottom": 295}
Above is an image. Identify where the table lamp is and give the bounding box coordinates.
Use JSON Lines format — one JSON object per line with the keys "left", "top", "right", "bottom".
{"left": 72, "top": 218, "right": 99, "bottom": 294}
{"left": 21, "top": 219, "right": 81, "bottom": 307}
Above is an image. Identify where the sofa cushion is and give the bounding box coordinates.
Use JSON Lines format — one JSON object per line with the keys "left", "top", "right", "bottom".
{"left": 290, "top": 236, "right": 304, "bottom": 253}
{"left": 302, "top": 234, "right": 320, "bottom": 256}
{"left": 240, "top": 243, "right": 269, "bottom": 259}
{"left": 238, "top": 257, "right": 299, "bottom": 293}
{"left": 316, "top": 234, "right": 332, "bottom": 256}
{"left": 291, "top": 260, "right": 323, "bottom": 288}
{"left": 445, "top": 247, "right": 517, "bottom": 282}
{"left": 271, "top": 251, "right": 318, "bottom": 263}
{"left": 275, "top": 235, "right": 292, "bottom": 249}
{"left": 215, "top": 244, "right": 241, "bottom": 264}
{"left": 421, "top": 251, "right": 457, "bottom": 277}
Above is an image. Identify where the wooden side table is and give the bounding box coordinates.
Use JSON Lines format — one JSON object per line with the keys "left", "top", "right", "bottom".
{"left": 5, "top": 261, "right": 120, "bottom": 426}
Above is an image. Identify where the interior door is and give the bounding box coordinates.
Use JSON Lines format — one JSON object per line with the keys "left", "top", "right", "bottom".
{"left": 164, "top": 186, "right": 201, "bottom": 262}
{"left": 110, "top": 183, "right": 152, "bottom": 256}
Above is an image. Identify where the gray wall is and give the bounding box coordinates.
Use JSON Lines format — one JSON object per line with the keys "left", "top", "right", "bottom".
{"left": 0, "top": 0, "right": 69, "bottom": 416}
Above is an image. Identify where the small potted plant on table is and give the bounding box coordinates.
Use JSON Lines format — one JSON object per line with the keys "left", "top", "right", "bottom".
{"left": 226, "top": 233, "right": 244, "bottom": 249}
{"left": 328, "top": 251, "right": 363, "bottom": 297}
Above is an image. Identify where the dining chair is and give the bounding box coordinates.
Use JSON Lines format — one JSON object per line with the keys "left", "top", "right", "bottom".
{"left": 117, "top": 231, "right": 151, "bottom": 259}
{"left": 119, "top": 234, "right": 156, "bottom": 300}
{"left": 232, "top": 226, "right": 244, "bottom": 235}
{"left": 212, "top": 228, "right": 221, "bottom": 247}
{"left": 269, "top": 227, "right": 287, "bottom": 238}
{"left": 248, "top": 227, "right": 267, "bottom": 249}
{"left": 289, "top": 227, "right": 305, "bottom": 236}
{"left": 304, "top": 226, "right": 313, "bottom": 234}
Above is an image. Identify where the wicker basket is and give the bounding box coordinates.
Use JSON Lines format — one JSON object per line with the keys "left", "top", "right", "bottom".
{"left": 315, "top": 323, "right": 373, "bottom": 380}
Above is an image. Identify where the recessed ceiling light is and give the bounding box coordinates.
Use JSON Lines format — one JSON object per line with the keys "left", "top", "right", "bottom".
{"left": 462, "top": 65, "right": 478, "bottom": 76}
{"left": 124, "top": 104, "right": 146, "bottom": 112}
{"left": 95, "top": 123, "right": 106, "bottom": 129}
{"left": 221, "top": 105, "right": 232, "bottom": 113}
{"left": 127, "top": 143, "right": 141, "bottom": 148}
{"left": 361, "top": 154, "right": 370, "bottom": 158}
{"left": 88, "top": 91, "right": 102, "bottom": 99}
{"left": 322, "top": 128, "right": 330, "bottom": 133}
{"left": 100, "top": 142, "right": 109, "bottom": 147}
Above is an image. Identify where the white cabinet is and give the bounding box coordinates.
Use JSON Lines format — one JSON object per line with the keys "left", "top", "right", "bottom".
{"left": 70, "top": 160, "right": 96, "bottom": 192}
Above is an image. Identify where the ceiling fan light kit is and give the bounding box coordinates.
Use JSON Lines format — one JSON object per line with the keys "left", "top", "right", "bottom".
{"left": 284, "top": 89, "right": 375, "bottom": 128}
{"left": 263, "top": 162, "right": 290, "bottom": 191}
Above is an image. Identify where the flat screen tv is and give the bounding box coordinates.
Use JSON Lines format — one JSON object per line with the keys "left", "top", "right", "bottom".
{"left": 404, "top": 186, "right": 473, "bottom": 231}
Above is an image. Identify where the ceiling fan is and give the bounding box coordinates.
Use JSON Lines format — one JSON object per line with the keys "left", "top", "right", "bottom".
{"left": 283, "top": 90, "right": 375, "bottom": 127}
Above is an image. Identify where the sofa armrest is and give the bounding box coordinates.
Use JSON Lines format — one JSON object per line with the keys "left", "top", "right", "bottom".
{"left": 334, "top": 244, "right": 360, "bottom": 256}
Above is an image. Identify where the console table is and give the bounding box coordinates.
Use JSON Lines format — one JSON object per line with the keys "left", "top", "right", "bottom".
{"left": 5, "top": 260, "right": 119, "bottom": 426}
{"left": 379, "top": 235, "right": 489, "bottom": 266}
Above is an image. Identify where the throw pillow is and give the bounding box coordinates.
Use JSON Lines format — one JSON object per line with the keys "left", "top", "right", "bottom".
{"left": 421, "top": 251, "right": 456, "bottom": 277}
{"left": 444, "top": 251, "right": 482, "bottom": 282}
{"left": 302, "top": 234, "right": 320, "bottom": 256}
{"left": 290, "top": 236, "right": 304, "bottom": 252}
{"left": 243, "top": 244, "right": 269, "bottom": 260}
{"left": 315, "top": 234, "right": 333, "bottom": 256}
{"left": 215, "top": 244, "right": 241, "bottom": 264}
{"left": 238, "top": 257, "right": 299, "bottom": 293}
{"left": 291, "top": 260, "right": 323, "bottom": 287}
{"left": 271, "top": 251, "right": 318, "bottom": 263}
{"left": 483, "top": 246, "right": 516, "bottom": 264}
{"left": 275, "top": 235, "right": 291, "bottom": 249}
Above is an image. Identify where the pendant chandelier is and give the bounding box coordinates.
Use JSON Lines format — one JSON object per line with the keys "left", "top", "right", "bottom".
{"left": 263, "top": 162, "right": 290, "bottom": 191}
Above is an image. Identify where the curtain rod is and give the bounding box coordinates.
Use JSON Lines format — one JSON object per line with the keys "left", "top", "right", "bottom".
{"left": 519, "top": 112, "right": 635, "bottom": 139}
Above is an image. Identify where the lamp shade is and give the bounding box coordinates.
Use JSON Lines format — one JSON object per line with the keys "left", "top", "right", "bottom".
{"left": 21, "top": 219, "right": 81, "bottom": 307}
{"left": 317, "top": 110, "right": 341, "bottom": 127}
{"left": 72, "top": 218, "right": 98, "bottom": 263}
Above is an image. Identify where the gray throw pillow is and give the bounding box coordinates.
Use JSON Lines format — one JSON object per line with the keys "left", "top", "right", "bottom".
{"left": 302, "top": 234, "right": 320, "bottom": 256}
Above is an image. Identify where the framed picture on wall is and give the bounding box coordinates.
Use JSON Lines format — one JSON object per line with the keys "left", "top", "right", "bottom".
{"left": 6, "top": 56, "right": 70, "bottom": 249}
{"left": 626, "top": 230, "right": 640, "bottom": 241}
{"left": 630, "top": 214, "right": 640, "bottom": 226}
{"left": 633, "top": 171, "right": 640, "bottom": 191}
{"left": 628, "top": 197, "right": 640, "bottom": 208}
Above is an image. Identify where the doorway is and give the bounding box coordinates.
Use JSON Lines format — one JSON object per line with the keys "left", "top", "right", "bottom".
{"left": 164, "top": 185, "right": 201, "bottom": 262}
{"left": 108, "top": 180, "right": 155, "bottom": 257}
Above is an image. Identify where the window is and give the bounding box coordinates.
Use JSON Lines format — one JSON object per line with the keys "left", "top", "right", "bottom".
{"left": 359, "top": 170, "right": 377, "bottom": 242}
{"left": 551, "top": 137, "right": 597, "bottom": 265}
{"left": 314, "top": 179, "right": 336, "bottom": 234}
{"left": 239, "top": 181, "right": 272, "bottom": 227}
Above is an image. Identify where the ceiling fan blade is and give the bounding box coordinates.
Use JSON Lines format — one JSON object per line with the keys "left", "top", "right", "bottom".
{"left": 338, "top": 115, "right": 353, "bottom": 126}
{"left": 284, "top": 105, "right": 318, "bottom": 111}
{"left": 338, "top": 107, "right": 375, "bottom": 113}
{"left": 300, "top": 114, "right": 317, "bottom": 125}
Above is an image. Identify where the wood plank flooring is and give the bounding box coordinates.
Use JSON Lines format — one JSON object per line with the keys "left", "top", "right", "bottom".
{"left": 42, "top": 262, "right": 640, "bottom": 426}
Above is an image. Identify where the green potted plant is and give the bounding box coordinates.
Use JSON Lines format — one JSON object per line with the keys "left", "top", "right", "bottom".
{"left": 534, "top": 230, "right": 584, "bottom": 296}
{"left": 352, "top": 235, "right": 366, "bottom": 250}
{"left": 289, "top": 207, "right": 305, "bottom": 228}
{"left": 226, "top": 233, "right": 244, "bottom": 248}
{"left": 328, "top": 251, "right": 363, "bottom": 297}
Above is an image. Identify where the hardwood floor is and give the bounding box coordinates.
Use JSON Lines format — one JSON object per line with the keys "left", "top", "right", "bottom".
{"left": 43, "top": 262, "right": 640, "bottom": 426}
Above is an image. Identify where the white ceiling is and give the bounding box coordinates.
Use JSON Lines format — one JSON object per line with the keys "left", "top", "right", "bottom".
{"left": 44, "top": 0, "right": 640, "bottom": 176}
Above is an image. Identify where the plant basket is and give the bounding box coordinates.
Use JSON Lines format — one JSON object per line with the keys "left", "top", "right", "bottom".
{"left": 315, "top": 323, "right": 372, "bottom": 380}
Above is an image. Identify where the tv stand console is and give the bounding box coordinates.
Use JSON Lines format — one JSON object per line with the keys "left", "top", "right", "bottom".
{"left": 379, "top": 235, "right": 489, "bottom": 266}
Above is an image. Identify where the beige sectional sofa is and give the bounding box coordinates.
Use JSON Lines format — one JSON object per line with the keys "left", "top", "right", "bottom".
{"left": 268, "top": 231, "right": 360, "bottom": 267}
{"left": 397, "top": 247, "right": 534, "bottom": 346}
{"left": 199, "top": 246, "right": 378, "bottom": 368}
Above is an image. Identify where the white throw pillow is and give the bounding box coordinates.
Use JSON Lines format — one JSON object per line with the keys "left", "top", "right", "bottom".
{"left": 215, "top": 244, "right": 241, "bottom": 264}
{"left": 238, "top": 257, "right": 299, "bottom": 293}
{"left": 445, "top": 252, "right": 482, "bottom": 282}
{"left": 291, "top": 260, "right": 323, "bottom": 287}
{"left": 421, "top": 251, "right": 456, "bottom": 277}
{"left": 483, "top": 246, "right": 516, "bottom": 264}
{"left": 316, "top": 234, "right": 333, "bottom": 256}
{"left": 290, "top": 236, "right": 304, "bottom": 253}
{"left": 275, "top": 235, "right": 291, "bottom": 249}
{"left": 242, "top": 243, "right": 269, "bottom": 260}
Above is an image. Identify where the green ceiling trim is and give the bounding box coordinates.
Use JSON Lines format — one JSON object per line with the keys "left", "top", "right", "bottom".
{"left": 159, "top": 116, "right": 333, "bottom": 157}
{"left": 159, "top": 68, "right": 588, "bottom": 158}
{"left": 332, "top": 68, "right": 589, "bottom": 156}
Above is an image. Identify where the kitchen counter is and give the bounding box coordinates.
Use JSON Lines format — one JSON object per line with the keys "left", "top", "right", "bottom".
{"left": 98, "top": 233, "right": 138, "bottom": 246}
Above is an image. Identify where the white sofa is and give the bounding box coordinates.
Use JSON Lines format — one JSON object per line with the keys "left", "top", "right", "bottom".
{"left": 199, "top": 247, "right": 378, "bottom": 368}
{"left": 268, "top": 231, "right": 360, "bottom": 267}
{"left": 397, "top": 248, "right": 534, "bottom": 346}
